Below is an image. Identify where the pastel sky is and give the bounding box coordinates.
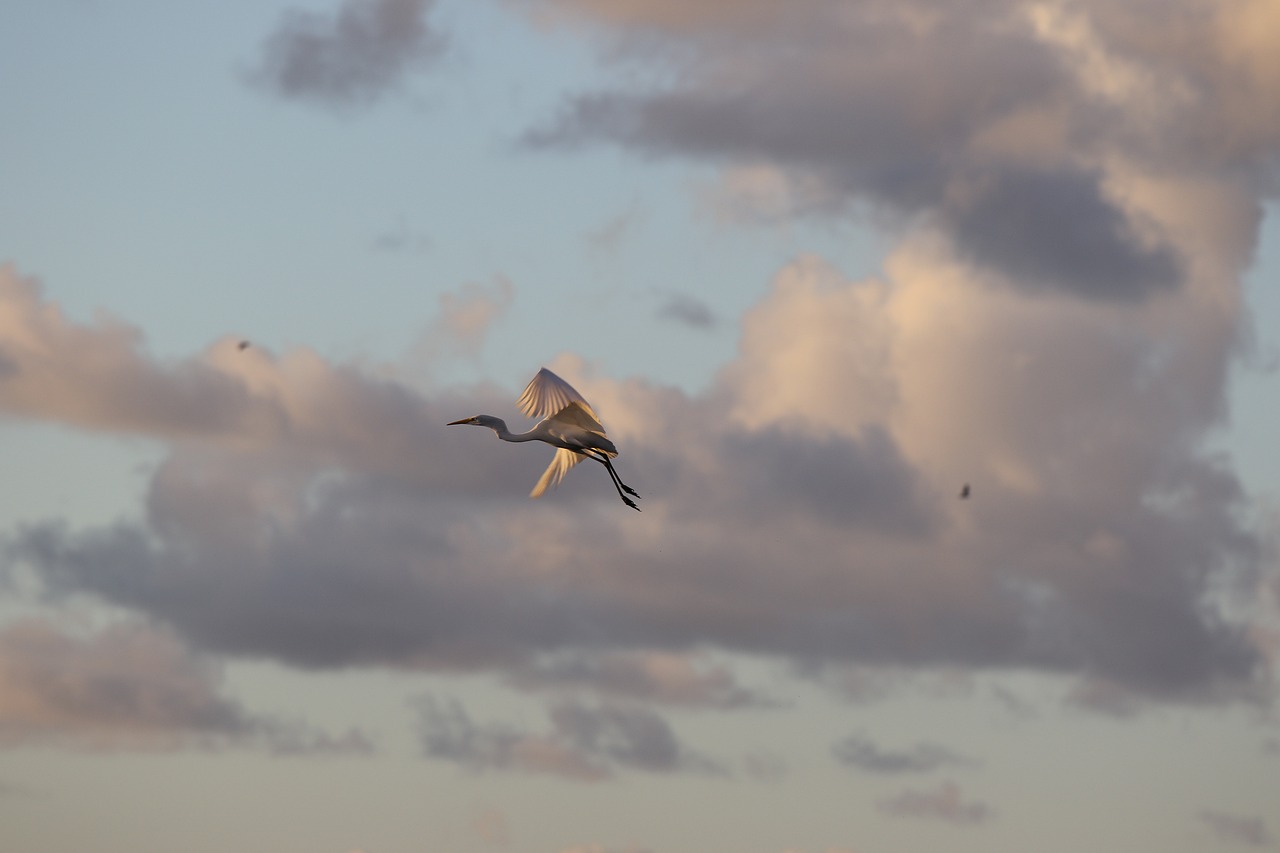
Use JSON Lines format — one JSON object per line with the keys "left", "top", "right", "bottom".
{"left": 2, "top": 2, "right": 1280, "bottom": 852}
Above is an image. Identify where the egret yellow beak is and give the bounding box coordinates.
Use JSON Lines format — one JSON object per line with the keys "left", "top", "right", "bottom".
{"left": 447, "top": 417, "right": 475, "bottom": 425}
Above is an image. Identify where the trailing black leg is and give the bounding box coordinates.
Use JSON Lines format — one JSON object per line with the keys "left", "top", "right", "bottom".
{"left": 602, "top": 457, "right": 640, "bottom": 498}
{"left": 585, "top": 451, "right": 640, "bottom": 510}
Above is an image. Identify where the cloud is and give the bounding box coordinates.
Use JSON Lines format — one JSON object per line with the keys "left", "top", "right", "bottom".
{"left": 520, "top": 0, "right": 1280, "bottom": 299}
{"left": 1065, "top": 678, "right": 1148, "bottom": 717}
{"left": 415, "top": 693, "right": 720, "bottom": 780}
{"left": 0, "top": 268, "right": 262, "bottom": 439}
{"left": 831, "top": 733, "right": 978, "bottom": 774}
{"left": 548, "top": 699, "right": 724, "bottom": 774}
{"left": 879, "top": 781, "right": 993, "bottom": 825}
{"left": 742, "top": 750, "right": 788, "bottom": 782}
{"left": 506, "top": 649, "right": 771, "bottom": 708}
{"left": 1199, "top": 810, "right": 1274, "bottom": 847}
{"left": 417, "top": 692, "right": 608, "bottom": 780}
{"left": 418, "top": 276, "right": 515, "bottom": 361}
{"left": 939, "top": 164, "right": 1182, "bottom": 299}
{"left": 0, "top": 779, "right": 40, "bottom": 799}
{"left": 0, "top": 266, "right": 479, "bottom": 478}
{"left": 251, "top": 0, "right": 444, "bottom": 109}
{"left": 0, "top": 616, "right": 251, "bottom": 748}
{"left": 0, "top": 616, "right": 371, "bottom": 753}
{"left": 586, "top": 204, "right": 642, "bottom": 256}
{"left": 698, "top": 163, "right": 838, "bottom": 225}
{"left": 655, "top": 293, "right": 715, "bottom": 329}
{"left": 470, "top": 806, "right": 510, "bottom": 847}
{"left": 256, "top": 721, "right": 376, "bottom": 757}
{"left": 372, "top": 215, "right": 432, "bottom": 253}
{"left": 1, "top": 254, "right": 1271, "bottom": 704}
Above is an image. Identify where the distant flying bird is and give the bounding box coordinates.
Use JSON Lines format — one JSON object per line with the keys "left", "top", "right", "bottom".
{"left": 237, "top": 340, "right": 251, "bottom": 351}
{"left": 448, "top": 367, "right": 641, "bottom": 510}
{"left": 959, "top": 483, "right": 971, "bottom": 499}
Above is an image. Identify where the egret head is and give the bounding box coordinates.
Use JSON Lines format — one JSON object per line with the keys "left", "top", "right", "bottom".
{"left": 447, "top": 415, "right": 504, "bottom": 430}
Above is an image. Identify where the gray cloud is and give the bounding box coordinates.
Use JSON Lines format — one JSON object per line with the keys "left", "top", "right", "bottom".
{"left": 879, "top": 781, "right": 993, "bottom": 825}
{"left": 655, "top": 293, "right": 715, "bottom": 329}
{"left": 941, "top": 165, "right": 1183, "bottom": 299}
{"left": 707, "top": 425, "right": 934, "bottom": 533}
{"left": 1199, "top": 810, "right": 1274, "bottom": 847}
{"left": 0, "top": 617, "right": 373, "bottom": 753}
{"left": 832, "top": 734, "right": 978, "bottom": 774}
{"left": 548, "top": 699, "right": 724, "bottom": 775}
{"left": 518, "top": 0, "right": 1280, "bottom": 299}
{"left": 506, "top": 650, "right": 772, "bottom": 708}
{"left": 251, "top": 0, "right": 444, "bottom": 109}
{"left": 0, "top": 262, "right": 1269, "bottom": 704}
{"left": 415, "top": 693, "right": 720, "bottom": 779}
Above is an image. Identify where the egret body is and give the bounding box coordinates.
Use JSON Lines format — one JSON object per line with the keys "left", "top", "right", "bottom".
{"left": 448, "top": 367, "right": 641, "bottom": 510}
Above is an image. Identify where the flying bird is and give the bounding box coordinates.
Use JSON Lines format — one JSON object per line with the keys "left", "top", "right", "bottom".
{"left": 959, "top": 483, "right": 971, "bottom": 499}
{"left": 448, "top": 367, "right": 641, "bottom": 510}
{"left": 237, "top": 340, "right": 251, "bottom": 351}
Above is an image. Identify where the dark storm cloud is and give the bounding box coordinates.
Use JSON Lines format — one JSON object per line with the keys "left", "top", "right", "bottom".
{"left": 252, "top": 0, "right": 444, "bottom": 109}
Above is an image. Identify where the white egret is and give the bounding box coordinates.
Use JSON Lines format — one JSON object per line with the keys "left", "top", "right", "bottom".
{"left": 448, "top": 367, "right": 641, "bottom": 510}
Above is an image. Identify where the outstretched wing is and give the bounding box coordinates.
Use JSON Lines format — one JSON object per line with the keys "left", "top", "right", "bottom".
{"left": 530, "top": 447, "right": 584, "bottom": 498}
{"left": 517, "top": 367, "right": 598, "bottom": 421}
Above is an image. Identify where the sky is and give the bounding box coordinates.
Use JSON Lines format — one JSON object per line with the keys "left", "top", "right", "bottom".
{"left": 2, "top": 1, "right": 1280, "bottom": 852}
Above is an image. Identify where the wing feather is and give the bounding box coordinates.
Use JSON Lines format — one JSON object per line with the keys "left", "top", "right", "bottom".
{"left": 550, "top": 400, "right": 606, "bottom": 435}
{"left": 530, "top": 447, "right": 583, "bottom": 498}
{"left": 517, "top": 367, "right": 597, "bottom": 420}
{"left": 546, "top": 401, "right": 617, "bottom": 457}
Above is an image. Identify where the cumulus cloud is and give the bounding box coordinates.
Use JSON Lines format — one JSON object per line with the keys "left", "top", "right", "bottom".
{"left": 521, "top": 0, "right": 1280, "bottom": 299}
{"left": 416, "top": 693, "right": 720, "bottom": 780}
{"left": 0, "top": 616, "right": 371, "bottom": 753}
{"left": 0, "top": 255, "right": 1270, "bottom": 703}
{"left": 252, "top": 0, "right": 444, "bottom": 109}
